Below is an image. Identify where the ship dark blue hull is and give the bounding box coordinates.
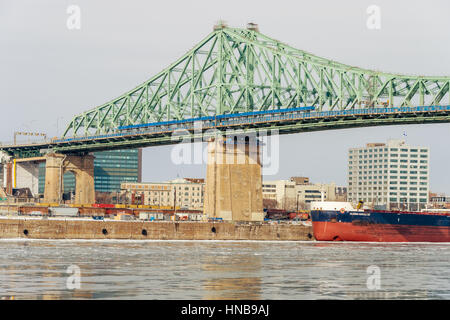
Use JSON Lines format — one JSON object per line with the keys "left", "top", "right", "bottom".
{"left": 311, "top": 210, "right": 450, "bottom": 242}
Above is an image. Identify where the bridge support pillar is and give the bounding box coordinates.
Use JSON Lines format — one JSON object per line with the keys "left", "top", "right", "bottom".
{"left": 204, "top": 136, "right": 264, "bottom": 221}
{"left": 3, "top": 162, "right": 13, "bottom": 195}
{"left": 43, "top": 153, "right": 95, "bottom": 204}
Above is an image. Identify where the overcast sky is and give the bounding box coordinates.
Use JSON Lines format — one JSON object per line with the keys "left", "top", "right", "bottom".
{"left": 1, "top": 0, "right": 450, "bottom": 192}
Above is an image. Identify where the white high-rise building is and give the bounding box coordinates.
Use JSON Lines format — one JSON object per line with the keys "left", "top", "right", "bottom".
{"left": 347, "top": 140, "right": 429, "bottom": 211}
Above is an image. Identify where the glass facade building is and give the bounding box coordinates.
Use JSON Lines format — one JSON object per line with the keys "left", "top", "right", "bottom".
{"left": 38, "top": 149, "right": 142, "bottom": 195}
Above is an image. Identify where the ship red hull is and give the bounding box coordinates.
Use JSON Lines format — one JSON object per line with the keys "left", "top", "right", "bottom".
{"left": 313, "top": 221, "right": 450, "bottom": 242}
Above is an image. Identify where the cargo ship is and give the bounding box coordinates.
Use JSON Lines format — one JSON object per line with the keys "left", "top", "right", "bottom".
{"left": 310, "top": 201, "right": 450, "bottom": 242}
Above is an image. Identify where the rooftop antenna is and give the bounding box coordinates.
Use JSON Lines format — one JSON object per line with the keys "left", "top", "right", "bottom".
{"left": 246, "top": 22, "right": 259, "bottom": 32}
{"left": 213, "top": 20, "right": 227, "bottom": 31}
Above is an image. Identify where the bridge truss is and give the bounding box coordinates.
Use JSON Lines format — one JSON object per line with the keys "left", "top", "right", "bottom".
{"left": 63, "top": 24, "right": 450, "bottom": 137}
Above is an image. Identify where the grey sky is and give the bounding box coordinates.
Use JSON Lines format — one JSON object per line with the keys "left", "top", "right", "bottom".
{"left": 1, "top": 0, "right": 450, "bottom": 192}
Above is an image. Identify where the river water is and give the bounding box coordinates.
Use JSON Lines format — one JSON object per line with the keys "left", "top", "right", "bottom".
{"left": 0, "top": 239, "right": 448, "bottom": 300}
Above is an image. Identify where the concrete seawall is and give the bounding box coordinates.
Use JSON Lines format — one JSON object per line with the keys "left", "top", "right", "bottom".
{"left": 0, "top": 218, "right": 314, "bottom": 241}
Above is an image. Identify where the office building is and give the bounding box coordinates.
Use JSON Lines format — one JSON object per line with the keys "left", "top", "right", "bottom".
{"left": 121, "top": 178, "right": 205, "bottom": 210}
{"left": 347, "top": 140, "right": 429, "bottom": 211}
{"left": 335, "top": 186, "right": 348, "bottom": 201}
{"left": 429, "top": 193, "right": 450, "bottom": 209}
{"left": 262, "top": 177, "right": 337, "bottom": 210}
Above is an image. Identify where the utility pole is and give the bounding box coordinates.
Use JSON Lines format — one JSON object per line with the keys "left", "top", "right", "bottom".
{"left": 173, "top": 187, "right": 177, "bottom": 212}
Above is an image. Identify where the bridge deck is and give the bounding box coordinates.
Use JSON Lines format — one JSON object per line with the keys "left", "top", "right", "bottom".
{"left": 2, "top": 105, "right": 450, "bottom": 158}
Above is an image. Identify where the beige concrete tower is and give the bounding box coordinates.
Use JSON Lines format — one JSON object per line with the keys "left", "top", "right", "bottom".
{"left": 204, "top": 135, "right": 264, "bottom": 221}
{"left": 43, "top": 153, "right": 95, "bottom": 204}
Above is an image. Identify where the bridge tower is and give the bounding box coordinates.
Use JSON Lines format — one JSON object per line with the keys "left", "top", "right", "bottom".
{"left": 204, "top": 135, "right": 264, "bottom": 221}
{"left": 43, "top": 153, "right": 95, "bottom": 204}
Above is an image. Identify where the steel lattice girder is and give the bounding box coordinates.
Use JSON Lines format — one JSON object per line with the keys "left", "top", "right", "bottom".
{"left": 2, "top": 109, "right": 450, "bottom": 157}
{"left": 56, "top": 111, "right": 450, "bottom": 154}
{"left": 63, "top": 26, "right": 450, "bottom": 137}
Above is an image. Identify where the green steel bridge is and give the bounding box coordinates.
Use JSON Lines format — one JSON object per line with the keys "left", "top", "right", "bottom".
{"left": 1, "top": 24, "right": 450, "bottom": 159}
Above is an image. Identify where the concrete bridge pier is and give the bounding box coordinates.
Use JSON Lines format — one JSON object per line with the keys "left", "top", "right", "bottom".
{"left": 204, "top": 135, "right": 264, "bottom": 221}
{"left": 2, "top": 162, "right": 13, "bottom": 195}
{"left": 43, "top": 153, "right": 95, "bottom": 204}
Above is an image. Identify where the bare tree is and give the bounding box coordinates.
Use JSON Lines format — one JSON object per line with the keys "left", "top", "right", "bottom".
{"left": 280, "top": 196, "right": 297, "bottom": 211}
{"left": 95, "top": 192, "right": 113, "bottom": 204}
{"left": 297, "top": 200, "right": 308, "bottom": 211}
{"left": 263, "top": 198, "right": 278, "bottom": 210}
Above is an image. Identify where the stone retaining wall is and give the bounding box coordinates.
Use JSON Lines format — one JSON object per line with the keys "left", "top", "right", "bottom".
{"left": 0, "top": 219, "right": 314, "bottom": 241}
